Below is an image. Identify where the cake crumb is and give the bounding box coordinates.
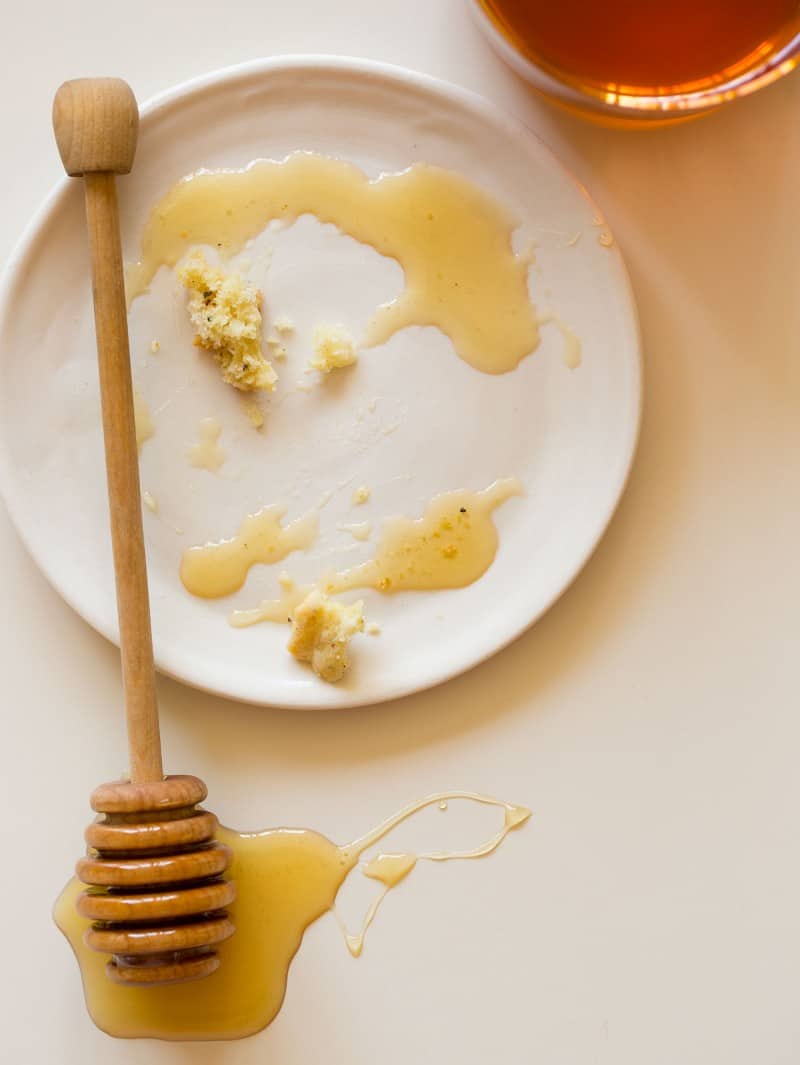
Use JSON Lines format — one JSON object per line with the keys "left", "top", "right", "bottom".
{"left": 366, "top": 622, "right": 381, "bottom": 637}
{"left": 178, "top": 250, "right": 276, "bottom": 392}
{"left": 352, "top": 485, "right": 371, "bottom": 505}
{"left": 149, "top": 339, "right": 161, "bottom": 354}
{"left": 274, "top": 316, "right": 295, "bottom": 335}
{"left": 309, "top": 324, "right": 357, "bottom": 373}
{"left": 287, "top": 590, "right": 364, "bottom": 683}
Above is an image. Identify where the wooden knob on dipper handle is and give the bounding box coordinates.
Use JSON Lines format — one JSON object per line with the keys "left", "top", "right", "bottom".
{"left": 53, "top": 78, "right": 138, "bottom": 176}
{"left": 53, "top": 79, "right": 235, "bottom": 985}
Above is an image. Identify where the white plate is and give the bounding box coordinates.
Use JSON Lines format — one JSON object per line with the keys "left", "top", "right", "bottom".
{"left": 0, "top": 57, "right": 641, "bottom": 709}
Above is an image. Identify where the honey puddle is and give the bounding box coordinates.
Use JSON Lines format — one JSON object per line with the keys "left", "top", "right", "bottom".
{"left": 188, "top": 416, "right": 226, "bottom": 472}
{"left": 227, "top": 479, "right": 522, "bottom": 626}
{"left": 126, "top": 152, "right": 540, "bottom": 374}
{"left": 181, "top": 506, "right": 319, "bottom": 598}
{"left": 55, "top": 791, "right": 530, "bottom": 1041}
{"left": 326, "top": 478, "right": 522, "bottom": 595}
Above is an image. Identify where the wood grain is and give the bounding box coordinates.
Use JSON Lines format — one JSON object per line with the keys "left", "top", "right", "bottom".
{"left": 52, "top": 78, "right": 138, "bottom": 176}
{"left": 83, "top": 170, "right": 162, "bottom": 784}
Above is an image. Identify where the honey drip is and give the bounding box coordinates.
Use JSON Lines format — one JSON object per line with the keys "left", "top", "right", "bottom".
{"left": 125, "top": 153, "right": 540, "bottom": 374}
{"left": 538, "top": 312, "right": 582, "bottom": 369}
{"left": 229, "top": 572, "right": 308, "bottom": 626}
{"left": 132, "top": 389, "right": 154, "bottom": 453}
{"left": 180, "top": 506, "right": 319, "bottom": 598}
{"left": 188, "top": 415, "right": 226, "bottom": 471}
{"left": 337, "top": 520, "right": 373, "bottom": 542}
{"left": 55, "top": 791, "right": 530, "bottom": 1041}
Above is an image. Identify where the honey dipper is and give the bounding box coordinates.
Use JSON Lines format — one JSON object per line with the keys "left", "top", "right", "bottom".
{"left": 52, "top": 78, "right": 235, "bottom": 985}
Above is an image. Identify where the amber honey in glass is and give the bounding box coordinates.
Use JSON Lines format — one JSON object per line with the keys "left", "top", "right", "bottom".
{"left": 476, "top": 0, "right": 800, "bottom": 119}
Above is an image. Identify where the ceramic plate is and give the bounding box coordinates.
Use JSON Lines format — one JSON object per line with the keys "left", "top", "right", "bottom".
{"left": 0, "top": 57, "right": 641, "bottom": 708}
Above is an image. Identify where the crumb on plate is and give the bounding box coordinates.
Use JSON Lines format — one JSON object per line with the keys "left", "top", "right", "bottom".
{"left": 352, "top": 484, "right": 371, "bottom": 505}
{"left": 178, "top": 250, "right": 277, "bottom": 392}
{"left": 309, "top": 324, "right": 357, "bottom": 373}
{"left": 287, "top": 589, "right": 364, "bottom": 683}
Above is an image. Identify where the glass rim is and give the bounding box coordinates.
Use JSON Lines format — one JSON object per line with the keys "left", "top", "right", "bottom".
{"left": 472, "top": 0, "right": 800, "bottom": 116}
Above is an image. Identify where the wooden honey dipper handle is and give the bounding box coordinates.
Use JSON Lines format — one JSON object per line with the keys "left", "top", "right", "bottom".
{"left": 53, "top": 78, "right": 161, "bottom": 783}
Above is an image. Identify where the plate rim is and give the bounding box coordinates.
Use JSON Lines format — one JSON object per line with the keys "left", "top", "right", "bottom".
{"left": 0, "top": 54, "right": 643, "bottom": 710}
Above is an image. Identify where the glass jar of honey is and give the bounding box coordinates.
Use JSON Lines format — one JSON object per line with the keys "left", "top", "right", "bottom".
{"left": 473, "top": 0, "right": 800, "bottom": 122}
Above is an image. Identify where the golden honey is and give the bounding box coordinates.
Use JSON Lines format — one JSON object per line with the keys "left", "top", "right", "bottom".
{"left": 56, "top": 792, "right": 530, "bottom": 1040}
{"left": 180, "top": 505, "right": 319, "bottom": 598}
{"left": 126, "top": 153, "right": 540, "bottom": 375}
{"left": 226, "top": 479, "right": 522, "bottom": 627}
{"left": 480, "top": 0, "right": 800, "bottom": 95}
{"left": 187, "top": 415, "right": 226, "bottom": 472}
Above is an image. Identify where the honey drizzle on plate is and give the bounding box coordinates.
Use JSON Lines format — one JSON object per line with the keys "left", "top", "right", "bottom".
{"left": 180, "top": 506, "right": 319, "bottom": 598}
{"left": 55, "top": 791, "right": 531, "bottom": 1041}
{"left": 337, "top": 520, "right": 373, "bottom": 542}
{"left": 126, "top": 152, "right": 541, "bottom": 375}
{"left": 225, "top": 479, "right": 522, "bottom": 626}
{"left": 538, "top": 311, "right": 583, "bottom": 369}
{"left": 188, "top": 415, "right": 226, "bottom": 472}
{"left": 325, "top": 478, "right": 523, "bottom": 595}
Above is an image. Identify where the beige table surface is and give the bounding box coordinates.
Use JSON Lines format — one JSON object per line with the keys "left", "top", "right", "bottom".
{"left": 1, "top": 1, "right": 798, "bottom": 1062}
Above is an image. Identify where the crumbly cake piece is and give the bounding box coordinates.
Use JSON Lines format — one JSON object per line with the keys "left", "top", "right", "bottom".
{"left": 178, "top": 251, "right": 276, "bottom": 392}
{"left": 287, "top": 589, "right": 364, "bottom": 683}
{"left": 309, "top": 324, "right": 358, "bottom": 373}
